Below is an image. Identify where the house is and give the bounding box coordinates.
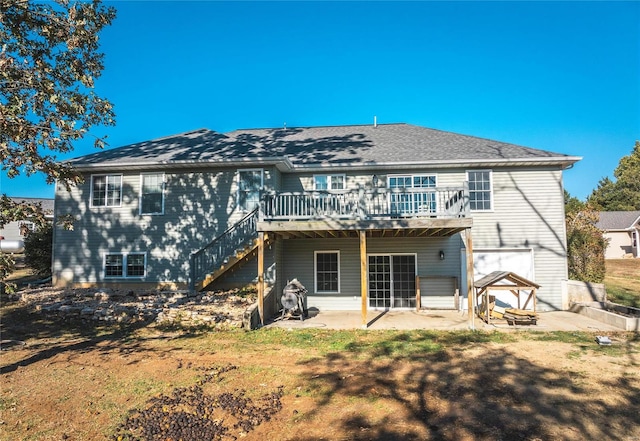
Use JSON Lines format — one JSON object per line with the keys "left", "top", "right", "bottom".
{"left": 0, "top": 197, "right": 55, "bottom": 242}
{"left": 52, "top": 123, "right": 580, "bottom": 326}
{"left": 596, "top": 211, "right": 640, "bottom": 259}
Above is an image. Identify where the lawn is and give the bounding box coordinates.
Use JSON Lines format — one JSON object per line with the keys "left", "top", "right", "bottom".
{"left": 605, "top": 259, "right": 640, "bottom": 308}
{"left": 1, "top": 298, "right": 639, "bottom": 441}
{"left": 1, "top": 259, "right": 639, "bottom": 440}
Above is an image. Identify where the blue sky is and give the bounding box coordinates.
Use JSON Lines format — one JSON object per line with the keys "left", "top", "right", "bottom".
{"left": 2, "top": 1, "right": 639, "bottom": 201}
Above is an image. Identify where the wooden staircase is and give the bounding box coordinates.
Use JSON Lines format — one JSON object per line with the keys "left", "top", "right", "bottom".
{"left": 197, "top": 235, "right": 271, "bottom": 291}
{"left": 190, "top": 208, "right": 264, "bottom": 292}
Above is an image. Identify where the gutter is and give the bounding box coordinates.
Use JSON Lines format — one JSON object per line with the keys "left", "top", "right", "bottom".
{"left": 69, "top": 155, "right": 582, "bottom": 174}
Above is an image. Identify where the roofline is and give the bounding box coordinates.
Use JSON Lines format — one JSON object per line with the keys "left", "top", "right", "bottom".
{"left": 70, "top": 155, "right": 581, "bottom": 173}
{"left": 291, "top": 156, "right": 582, "bottom": 172}
{"left": 72, "top": 156, "right": 296, "bottom": 173}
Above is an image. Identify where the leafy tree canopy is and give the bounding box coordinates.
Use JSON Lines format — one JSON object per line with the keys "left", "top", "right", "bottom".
{"left": 565, "top": 203, "right": 607, "bottom": 283}
{"left": 588, "top": 141, "right": 640, "bottom": 211}
{"left": 1, "top": 0, "right": 116, "bottom": 284}
{"left": 564, "top": 190, "right": 584, "bottom": 215}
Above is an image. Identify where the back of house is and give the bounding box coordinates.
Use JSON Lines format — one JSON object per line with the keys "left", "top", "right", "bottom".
{"left": 52, "top": 123, "right": 580, "bottom": 319}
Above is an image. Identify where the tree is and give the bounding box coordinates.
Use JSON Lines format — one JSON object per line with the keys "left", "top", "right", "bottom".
{"left": 1, "top": 0, "right": 116, "bottom": 288}
{"left": 24, "top": 222, "right": 53, "bottom": 276}
{"left": 564, "top": 190, "right": 584, "bottom": 215}
{"left": 588, "top": 141, "right": 640, "bottom": 211}
{"left": 565, "top": 203, "right": 607, "bottom": 283}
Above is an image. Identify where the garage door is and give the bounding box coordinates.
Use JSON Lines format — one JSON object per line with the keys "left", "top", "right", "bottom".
{"left": 473, "top": 249, "right": 534, "bottom": 309}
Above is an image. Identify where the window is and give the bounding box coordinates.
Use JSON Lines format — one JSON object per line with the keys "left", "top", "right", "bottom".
{"left": 104, "top": 253, "right": 146, "bottom": 278}
{"left": 313, "top": 174, "right": 345, "bottom": 191}
{"left": 388, "top": 174, "right": 437, "bottom": 215}
{"left": 467, "top": 170, "right": 492, "bottom": 211}
{"left": 92, "top": 174, "right": 122, "bottom": 207}
{"left": 140, "top": 173, "right": 164, "bottom": 214}
{"left": 238, "top": 169, "right": 263, "bottom": 211}
{"left": 19, "top": 222, "right": 35, "bottom": 236}
{"left": 315, "top": 251, "right": 340, "bottom": 293}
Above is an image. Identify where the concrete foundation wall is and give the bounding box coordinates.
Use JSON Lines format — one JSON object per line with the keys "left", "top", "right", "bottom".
{"left": 564, "top": 279, "right": 606, "bottom": 309}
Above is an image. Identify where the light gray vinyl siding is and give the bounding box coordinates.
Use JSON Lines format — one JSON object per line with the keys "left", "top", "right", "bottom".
{"left": 211, "top": 246, "right": 276, "bottom": 290}
{"left": 281, "top": 239, "right": 361, "bottom": 310}
{"left": 466, "top": 167, "right": 568, "bottom": 309}
{"left": 53, "top": 166, "right": 277, "bottom": 286}
{"left": 0, "top": 221, "right": 28, "bottom": 242}
{"left": 281, "top": 172, "right": 379, "bottom": 193}
{"left": 281, "top": 236, "right": 461, "bottom": 311}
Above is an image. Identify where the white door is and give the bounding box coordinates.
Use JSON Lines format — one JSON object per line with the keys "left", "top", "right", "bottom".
{"left": 473, "top": 249, "right": 534, "bottom": 309}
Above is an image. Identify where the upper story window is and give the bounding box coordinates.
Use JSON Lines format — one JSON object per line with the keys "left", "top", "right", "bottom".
{"left": 140, "top": 173, "right": 165, "bottom": 215}
{"left": 313, "top": 174, "right": 345, "bottom": 191}
{"left": 91, "top": 174, "right": 122, "bottom": 207}
{"left": 388, "top": 174, "right": 437, "bottom": 215}
{"left": 238, "top": 169, "right": 263, "bottom": 211}
{"left": 467, "top": 170, "right": 493, "bottom": 211}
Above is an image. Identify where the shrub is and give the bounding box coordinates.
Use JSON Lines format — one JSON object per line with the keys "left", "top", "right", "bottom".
{"left": 23, "top": 223, "right": 53, "bottom": 276}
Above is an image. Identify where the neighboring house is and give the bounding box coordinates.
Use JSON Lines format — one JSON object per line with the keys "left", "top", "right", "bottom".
{"left": 52, "top": 123, "right": 580, "bottom": 325}
{"left": 0, "top": 197, "right": 54, "bottom": 241}
{"left": 596, "top": 211, "right": 640, "bottom": 259}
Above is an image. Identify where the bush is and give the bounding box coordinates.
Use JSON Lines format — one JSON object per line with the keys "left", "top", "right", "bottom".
{"left": 23, "top": 222, "right": 53, "bottom": 276}
{"left": 566, "top": 207, "right": 607, "bottom": 283}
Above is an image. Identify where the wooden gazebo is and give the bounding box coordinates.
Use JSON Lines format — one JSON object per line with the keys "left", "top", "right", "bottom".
{"left": 474, "top": 271, "right": 540, "bottom": 324}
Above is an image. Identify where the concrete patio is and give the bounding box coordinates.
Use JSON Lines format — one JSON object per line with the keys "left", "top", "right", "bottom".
{"left": 266, "top": 309, "right": 625, "bottom": 332}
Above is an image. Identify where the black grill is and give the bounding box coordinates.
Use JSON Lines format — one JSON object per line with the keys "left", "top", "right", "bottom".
{"left": 278, "top": 279, "right": 308, "bottom": 321}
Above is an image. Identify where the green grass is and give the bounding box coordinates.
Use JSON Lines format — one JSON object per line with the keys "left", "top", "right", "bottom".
{"left": 606, "top": 284, "right": 640, "bottom": 308}
{"left": 605, "top": 259, "right": 640, "bottom": 308}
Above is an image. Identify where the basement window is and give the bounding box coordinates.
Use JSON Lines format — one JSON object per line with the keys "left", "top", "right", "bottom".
{"left": 315, "top": 251, "right": 340, "bottom": 293}
{"left": 104, "top": 253, "right": 146, "bottom": 278}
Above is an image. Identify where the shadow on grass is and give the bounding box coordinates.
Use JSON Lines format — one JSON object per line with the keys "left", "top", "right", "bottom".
{"left": 294, "top": 332, "right": 640, "bottom": 441}
{"left": 0, "top": 299, "right": 215, "bottom": 375}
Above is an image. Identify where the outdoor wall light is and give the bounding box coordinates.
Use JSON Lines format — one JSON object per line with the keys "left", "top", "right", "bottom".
{"left": 439, "top": 250, "right": 445, "bottom": 260}
{"left": 372, "top": 174, "right": 379, "bottom": 187}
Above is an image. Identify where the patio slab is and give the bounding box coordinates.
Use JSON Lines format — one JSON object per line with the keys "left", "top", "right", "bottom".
{"left": 265, "top": 309, "right": 624, "bottom": 332}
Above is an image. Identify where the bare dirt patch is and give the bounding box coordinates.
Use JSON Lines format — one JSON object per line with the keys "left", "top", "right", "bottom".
{"left": 1, "top": 291, "right": 639, "bottom": 441}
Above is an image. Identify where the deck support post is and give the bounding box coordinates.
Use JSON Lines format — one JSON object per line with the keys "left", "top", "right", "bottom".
{"left": 462, "top": 228, "right": 475, "bottom": 327}
{"left": 359, "top": 230, "right": 368, "bottom": 329}
{"left": 257, "top": 231, "right": 265, "bottom": 326}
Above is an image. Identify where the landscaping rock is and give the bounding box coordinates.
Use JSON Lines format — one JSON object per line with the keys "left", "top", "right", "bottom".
{"left": 13, "top": 285, "right": 257, "bottom": 329}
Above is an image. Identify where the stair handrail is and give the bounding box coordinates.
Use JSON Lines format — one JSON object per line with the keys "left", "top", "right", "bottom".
{"left": 189, "top": 207, "right": 259, "bottom": 292}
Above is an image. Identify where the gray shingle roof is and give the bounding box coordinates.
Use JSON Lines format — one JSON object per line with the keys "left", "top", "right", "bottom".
{"left": 596, "top": 211, "right": 640, "bottom": 230}
{"left": 66, "top": 123, "right": 580, "bottom": 170}
{"left": 9, "top": 197, "right": 55, "bottom": 216}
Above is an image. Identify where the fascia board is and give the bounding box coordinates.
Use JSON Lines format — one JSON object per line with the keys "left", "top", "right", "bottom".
{"left": 70, "top": 156, "right": 294, "bottom": 172}
{"left": 288, "top": 156, "right": 583, "bottom": 172}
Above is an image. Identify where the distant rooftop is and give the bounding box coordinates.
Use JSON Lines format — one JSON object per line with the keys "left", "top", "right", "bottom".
{"left": 596, "top": 211, "right": 640, "bottom": 231}
{"left": 8, "top": 197, "right": 55, "bottom": 216}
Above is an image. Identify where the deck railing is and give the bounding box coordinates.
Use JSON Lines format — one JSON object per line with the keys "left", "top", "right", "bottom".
{"left": 189, "top": 207, "right": 259, "bottom": 291}
{"left": 261, "top": 185, "right": 469, "bottom": 221}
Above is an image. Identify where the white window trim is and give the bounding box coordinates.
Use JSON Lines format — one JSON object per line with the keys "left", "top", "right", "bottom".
{"left": 139, "top": 172, "right": 165, "bottom": 215}
{"left": 466, "top": 169, "right": 494, "bottom": 213}
{"left": 313, "top": 174, "right": 347, "bottom": 191}
{"left": 366, "top": 253, "right": 419, "bottom": 310}
{"left": 90, "top": 174, "right": 123, "bottom": 208}
{"left": 387, "top": 174, "right": 438, "bottom": 215}
{"left": 103, "top": 252, "right": 147, "bottom": 279}
{"left": 314, "top": 250, "right": 341, "bottom": 294}
{"left": 237, "top": 168, "right": 264, "bottom": 212}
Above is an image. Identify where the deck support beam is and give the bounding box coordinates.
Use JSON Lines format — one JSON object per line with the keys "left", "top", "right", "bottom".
{"left": 462, "top": 228, "right": 475, "bottom": 327}
{"left": 360, "top": 230, "right": 368, "bottom": 329}
{"left": 257, "top": 231, "right": 265, "bottom": 326}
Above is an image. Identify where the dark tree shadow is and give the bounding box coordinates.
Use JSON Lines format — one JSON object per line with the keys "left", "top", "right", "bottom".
{"left": 293, "top": 333, "right": 640, "bottom": 441}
